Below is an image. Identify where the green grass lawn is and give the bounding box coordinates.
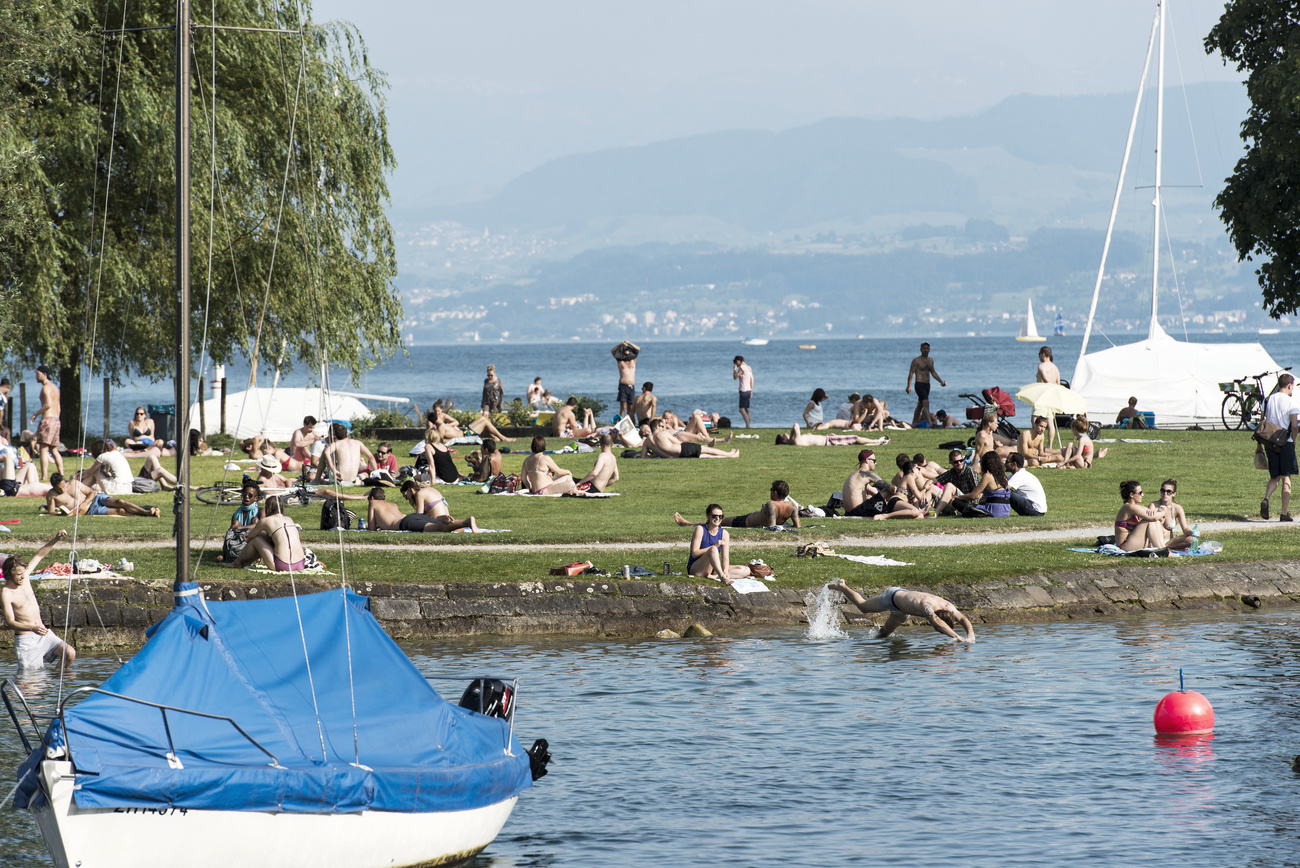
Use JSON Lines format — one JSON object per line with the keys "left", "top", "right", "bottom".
{"left": 2, "top": 427, "right": 1285, "bottom": 589}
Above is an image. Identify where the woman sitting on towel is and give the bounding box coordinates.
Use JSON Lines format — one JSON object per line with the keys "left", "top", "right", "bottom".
{"left": 1060, "top": 415, "right": 1108, "bottom": 469}
{"left": 1113, "top": 480, "right": 1168, "bottom": 552}
{"left": 418, "top": 429, "right": 463, "bottom": 484}
{"left": 231, "top": 495, "right": 319, "bottom": 572}
{"left": 950, "top": 452, "right": 1011, "bottom": 518}
{"left": 685, "top": 504, "right": 753, "bottom": 585}
{"left": 1152, "top": 478, "right": 1194, "bottom": 551}
{"left": 123, "top": 407, "right": 155, "bottom": 449}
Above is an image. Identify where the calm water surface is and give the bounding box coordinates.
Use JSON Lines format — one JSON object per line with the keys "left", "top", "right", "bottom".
{"left": 63, "top": 331, "right": 1300, "bottom": 431}
{"left": 4, "top": 607, "right": 1299, "bottom": 867}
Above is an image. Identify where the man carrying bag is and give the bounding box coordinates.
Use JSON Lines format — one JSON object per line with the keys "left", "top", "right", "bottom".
{"left": 1260, "top": 373, "right": 1300, "bottom": 522}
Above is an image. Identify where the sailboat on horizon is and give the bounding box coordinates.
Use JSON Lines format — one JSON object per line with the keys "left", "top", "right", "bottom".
{"left": 1015, "top": 300, "right": 1047, "bottom": 342}
{"left": 1071, "top": 0, "right": 1282, "bottom": 428}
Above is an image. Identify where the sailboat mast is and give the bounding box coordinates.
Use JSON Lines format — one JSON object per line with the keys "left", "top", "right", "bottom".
{"left": 1148, "top": 0, "right": 1166, "bottom": 338}
{"left": 174, "top": 0, "right": 192, "bottom": 585}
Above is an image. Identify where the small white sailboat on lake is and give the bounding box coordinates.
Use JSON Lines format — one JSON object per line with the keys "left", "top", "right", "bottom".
{"left": 1015, "top": 300, "right": 1047, "bottom": 342}
{"left": 3, "top": 4, "right": 549, "bottom": 866}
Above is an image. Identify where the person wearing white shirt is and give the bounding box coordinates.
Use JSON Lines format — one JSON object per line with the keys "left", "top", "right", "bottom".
{"left": 1005, "top": 452, "right": 1047, "bottom": 517}
{"left": 91, "top": 439, "right": 133, "bottom": 496}
{"left": 1262, "top": 373, "right": 1300, "bottom": 522}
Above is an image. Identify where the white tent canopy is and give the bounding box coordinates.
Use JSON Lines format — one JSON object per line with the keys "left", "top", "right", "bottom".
{"left": 1072, "top": 331, "right": 1283, "bottom": 428}
{"left": 187, "top": 387, "right": 405, "bottom": 440}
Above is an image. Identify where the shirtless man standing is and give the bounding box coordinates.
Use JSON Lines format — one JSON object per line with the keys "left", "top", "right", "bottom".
{"left": 733, "top": 355, "right": 754, "bottom": 428}
{"left": 641, "top": 420, "right": 740, "bottom": 459}
{"left": 577, "top": 434, "right": 620, "bottom": 492}
{"left": 232, "top": 495, "right": 310, "bottom": 570}
{"left": 3, "top": 530, "right": 77, "bottom": 668}
{"left": 611, "top": 340, "right": 640, "bottom": 419}
{"left": 31, "top": 366, "right": 63, "bottom": 480}
{"left": 829, "top": 579, "right": 975, "bottom": 642}
{"left": 630, "top": 383, "right": 657, "bottom": 426}
{"left": 46, "top": 473, "right": 160, "bottom": 517}
{"left": 522, "top": 436, "right": 578, "bottom": 494}
{"left": 905, "top": 342, "right": 946, "bottom": 427}
{"left": 397, "top": 480, "right": 478, "bottom": 532}
{"left": 1016, "top": 416, "right": 1065, "bottom": 467}
{"left": 317, "top": 423, "right": 375, "bottom": 485}
{"left": 841, "top": 450, "right": 881, "bottom": 514}
{"left": 1036, "top": 346, "right": 1061, "bottom": 443}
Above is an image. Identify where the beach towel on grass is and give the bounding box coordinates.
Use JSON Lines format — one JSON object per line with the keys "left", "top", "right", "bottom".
{"left": 483, "top": 490, "right": 619, "bottom": 498}
{"left": 833, "top": 553, "right": 913, "bottom": 567}
{"left": 1069, "top": 543, "right": 1220, "bottom": 557}
{"left": 346, "top": 527, "right": 511, "bottom": 534}
{"left": 731, "top": 524, "right": 825, "bottom": 532}
{"left": 243, "top": 564, "right": 335, "bottom": 576}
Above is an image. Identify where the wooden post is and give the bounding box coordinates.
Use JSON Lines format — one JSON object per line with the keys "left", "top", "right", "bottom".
{"left": 19, "top": 383, "right": 26, "bottom": 431}
{"left": 220, "top": 376, "right": 227, "bottom": 434}
{"left": 198, "top": 377, "right": 206, "bottom": 437}
{"left": 103, "top": 378, "right": 111, "bottom": 439}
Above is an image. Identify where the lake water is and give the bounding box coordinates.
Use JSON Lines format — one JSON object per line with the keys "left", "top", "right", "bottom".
{"left": 5, "top": 605, "right": 1300, "bottom": 867}
{"left": 48, "top": 331, "right": 1300, "bottom": 434}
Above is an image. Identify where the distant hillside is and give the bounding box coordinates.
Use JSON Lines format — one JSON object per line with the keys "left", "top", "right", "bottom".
{"left": 438, "top": 84, "right": 1248, "bottom": 237}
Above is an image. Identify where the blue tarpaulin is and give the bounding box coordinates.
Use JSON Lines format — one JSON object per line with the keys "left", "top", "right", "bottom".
{"left": 20, "top": 589, "right": 531, "bottom": 813}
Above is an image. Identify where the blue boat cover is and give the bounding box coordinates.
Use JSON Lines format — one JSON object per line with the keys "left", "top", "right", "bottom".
{"left": 20, "top": 589, "right": 531, "bottom": 813}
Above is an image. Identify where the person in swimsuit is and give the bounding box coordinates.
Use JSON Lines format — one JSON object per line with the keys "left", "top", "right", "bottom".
{"left": 1015, "top": 416, "right": 1065, "bottom": 467}
{"left": 1152, "top": 478, "right": 1194, "bottom": 551}
{"left": 233, "top": 495, "right": 310, "bottom": 570}
{"left": 522, "top": 435, "right": 578, "bottom": 494}
{"left": 685, "top": 504, "right": 752, "bottom": 585}
{"left": 641, "top": 421, "right": 740, "bottom": 459}
{"left": 611, "top": 340, "right": 641, "bottom": 420}
{"left": 418, "top": 428, "right": 463, "bottom": 484}
{"left": 905, "top": 342, "right": 946, "bottom": 428}
{"left": 31, "top": 365, "right": 63, "bottom": 480}
{"left": 466, "top": 439, "right": 504, "bottom": 483}
{"left": 551, "top": 397, "right": 598, "bottom": 439}
{"left": 733, "top": 356, "right": 754, "bottom": 428}
{"left": 891, "top": 454, "right": 936, "bottom": 511}
{"left": 675, "top": 480, "right": 801, "bottom": 530}
{"left": 124, "top": 406, "right": 156, "bottom": 449}
{"left": 399, "top": 479, "right": 478, "bottom": 532}
{"left": 45, "top": 473, "right": 160, "bottom": 517}
{"left": 365, "top": 486, "right": 477, "bottom": 533}
{"left": 774, "top": 423, "right": 889, "bottom": 447}
{"left": 631, "top": 383, "right": 657, "bottom": 427}
{"left": 576, "top": 433, "right": 620, "bottom": 493}
{"left": 829, "top": 579, "right": 975, "bottom": 642}
{"left": 1060, "top": 416, "right": 1108, "bottom": 468}
{"left": 3, "top": 530, "right": 77, "bottom": 668}
{"left": 1113, "top": 480, "right": 1168, "bottom": 552}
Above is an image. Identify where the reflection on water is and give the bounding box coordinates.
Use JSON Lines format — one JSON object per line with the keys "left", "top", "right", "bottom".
{"left": 3, "top": 609, "right": 1300, "bottom": 867}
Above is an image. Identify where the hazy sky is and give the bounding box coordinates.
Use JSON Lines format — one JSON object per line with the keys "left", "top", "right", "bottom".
{"left": 309, "top": 0, "right": 1246, "bottom": 207}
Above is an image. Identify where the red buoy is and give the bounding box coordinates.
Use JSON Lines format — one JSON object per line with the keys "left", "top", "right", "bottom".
{"left": 1153, "top": 690, "right": 1214, "bottom": 735}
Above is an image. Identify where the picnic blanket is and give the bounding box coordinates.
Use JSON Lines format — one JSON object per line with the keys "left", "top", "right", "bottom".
{"left": 482, "top": 489, "right": 619, "bottom": 498}
{"left": 1069, "top": 543, "right": 1221, "bottom": 558}
{"left": 244, "top": 563, "right": 335, "bottom": 576}
{"left": 1093, "top": 439, "right": 1171, "bottom": 443}
{"left": 833, "top": 553, "right": 913, "bottom": 567}
{"left": 731, "top": 524, "right": 825, "bottom": 532}
{"left": 346, "top": 527, "right": 511, "bottom": 534}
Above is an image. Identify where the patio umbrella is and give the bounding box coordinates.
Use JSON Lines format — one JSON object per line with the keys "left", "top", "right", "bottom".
{"left": 1015, "top": 382, "right": 1089, "bottom": 417}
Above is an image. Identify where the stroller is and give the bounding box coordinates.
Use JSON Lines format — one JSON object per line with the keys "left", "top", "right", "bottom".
{"left": 959, "top": 388, "right": 1020, "bottom": 443}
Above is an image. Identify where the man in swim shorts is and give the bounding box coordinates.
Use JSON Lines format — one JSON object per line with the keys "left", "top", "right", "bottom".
{"left": 30, "top": 365, "right": 64, "bottom": 480}
{"left": 829, "top": 579, "right": 975, "bottom": 642}
{"left": 733, "top": 356, "right": 754, "bottom": 428}
{"left": 641, "top": 421, "right": 740, "bottom": 459}
{"left": 905, "top": 342, "right": 946, "bottom": 428}
{"left": 611, "top": 340, "right": 640, "bottom": 420}
{"left": 45, "top": 473, "right": 160, "bottom": 517}
{"left": 2, "top": 529, "right": 77, "bottom": 668}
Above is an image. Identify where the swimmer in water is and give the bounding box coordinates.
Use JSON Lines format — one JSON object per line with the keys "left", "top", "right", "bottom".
{"left": 828, "top": 579, "right": 975, "bottom": 643}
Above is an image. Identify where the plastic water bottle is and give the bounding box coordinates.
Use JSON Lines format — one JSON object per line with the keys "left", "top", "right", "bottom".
{"left": 1190, "top": 523, "right": 1200, "bottom": 555}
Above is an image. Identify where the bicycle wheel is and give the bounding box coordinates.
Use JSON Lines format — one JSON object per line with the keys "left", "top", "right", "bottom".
{"left": 196, "top": 486, "right": 243, "bottom": 506}
{"left": 1221, "top": 393, "right": 1248, "bottom": 430}
{"left": 283, "top": 488, "right": 328, "bottom": 508}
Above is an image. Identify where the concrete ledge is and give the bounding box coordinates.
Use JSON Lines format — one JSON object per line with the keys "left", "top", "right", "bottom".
{"left": 6, "top": 560, "right": 1299, "bottom": 650}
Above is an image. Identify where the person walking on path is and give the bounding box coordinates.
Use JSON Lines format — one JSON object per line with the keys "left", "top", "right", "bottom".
{"left": 733, "top": 355, "right": 754, "bottom": 428}
{"left": 31, "top": 366, "right": 63, "bottom": 480}
{"left": 1262, "top": 372, "right": 1300, "bottom": 522}
{"left": 611, "top": 340, "right": 640, "bottom": 420}
{"left": 829, "top": 579, "right": 975, "bottom": 643}
{"left": 905, "top": 342, "right": 945, "bottom": 427}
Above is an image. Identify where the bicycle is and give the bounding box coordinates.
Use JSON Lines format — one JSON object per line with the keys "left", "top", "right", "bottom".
{"left": 195, "top": 475, "right": 328, "bottom": 508}
{"left": 1220, "top": 367, "right": 1292, "bottom": 430}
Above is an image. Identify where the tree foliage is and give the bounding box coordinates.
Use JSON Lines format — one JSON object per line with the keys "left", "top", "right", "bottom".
{"left": 4, "top": 0, "right": 402, "bottom": 434}
{"left": 1205, "top": 1, "right": 1300, "bottom": 317}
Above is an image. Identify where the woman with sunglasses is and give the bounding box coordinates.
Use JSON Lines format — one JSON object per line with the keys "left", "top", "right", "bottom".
{"left": 1114, "top": 480, "right": 1167, "bottom": 552}
{"left": 123, "top": 406, "right": 155, "bottom": 449}
{"left": 1152, "top": 478, "right": 1195, "bottom": 551}
{"left": 685, "top": 505, "right": 751, "bottom": 585}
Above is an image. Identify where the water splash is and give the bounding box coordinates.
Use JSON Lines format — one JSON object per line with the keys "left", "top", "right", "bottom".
{"left": 803, "top": 582, "right": 848, "bottom": 640}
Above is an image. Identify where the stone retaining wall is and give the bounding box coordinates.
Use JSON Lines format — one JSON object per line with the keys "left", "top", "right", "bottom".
{"left": 4, "top": 561, "right": 1298, "bottom": 650}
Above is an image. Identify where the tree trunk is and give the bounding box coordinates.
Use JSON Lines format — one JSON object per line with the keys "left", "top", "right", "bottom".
{"left": 59, "top": 353, "right": 82, "bottom": 447}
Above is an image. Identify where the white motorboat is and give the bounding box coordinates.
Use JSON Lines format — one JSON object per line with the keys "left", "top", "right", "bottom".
{"left": 3, "top": 3, "right": 549, "bottom": 865}
{"left": 741, "top": 337, "right": 769, "bottom": 345}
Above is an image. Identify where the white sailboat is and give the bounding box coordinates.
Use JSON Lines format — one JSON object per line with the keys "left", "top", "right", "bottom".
{"left": 1071, "top": 0, "right": 1282, "bottom": 428}
{"left": 3, "top": 4, "right": 549, "bottom": 866}
{"left": 1015, "top": 300, "right": 1047, "bottom": 342}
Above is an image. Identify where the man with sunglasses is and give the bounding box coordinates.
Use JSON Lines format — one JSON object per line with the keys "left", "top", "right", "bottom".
{"left": 933, "top": 449, "right": 980, "bottom": 516}
{"left": 372, "top": 442, "right": 397, "bottom": 475}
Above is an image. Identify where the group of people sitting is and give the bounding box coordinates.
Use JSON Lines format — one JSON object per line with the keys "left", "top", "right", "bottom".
{"left": 1112, "top": 478, "right": 1195, "bottom": 552}
{"left": 802, "top": 390, "right": 958, "bottom": 432}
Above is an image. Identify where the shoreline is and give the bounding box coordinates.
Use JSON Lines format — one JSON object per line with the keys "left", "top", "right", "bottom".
{"left": 8, "top": 558, "right": 1297, "bottom": 650}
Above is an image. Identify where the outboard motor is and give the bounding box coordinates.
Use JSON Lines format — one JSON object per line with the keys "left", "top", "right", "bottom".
{"left": 458, "top": 678, "right": 514, "bottom": 722}
{"left": 527, "top": 738, "right": 551, "bottom": 781}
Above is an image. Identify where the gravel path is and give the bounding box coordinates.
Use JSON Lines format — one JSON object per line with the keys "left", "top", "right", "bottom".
{"left": 51, "top": 518, "right": 1276, "bottom": 554}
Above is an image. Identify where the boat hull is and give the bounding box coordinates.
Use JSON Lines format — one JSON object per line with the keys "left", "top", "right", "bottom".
{"left": 1014, "top": 336, "right": 1047, "bottom": 342}
{"left": 31, "top": 760, "right": 517, "bottom": 868}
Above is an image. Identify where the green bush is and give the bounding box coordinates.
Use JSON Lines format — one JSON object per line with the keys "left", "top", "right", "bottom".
{"left": 569, "top": 394, "right": 608, "bottom": 421}
{"left": 447, "top": 408, "right": 481, "bottom": 428}
{"left": 352, "top": 406, "right": 415, "bottom": 429}
{"left": 504, "top": 399, "right": 533, "bottom": 427}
